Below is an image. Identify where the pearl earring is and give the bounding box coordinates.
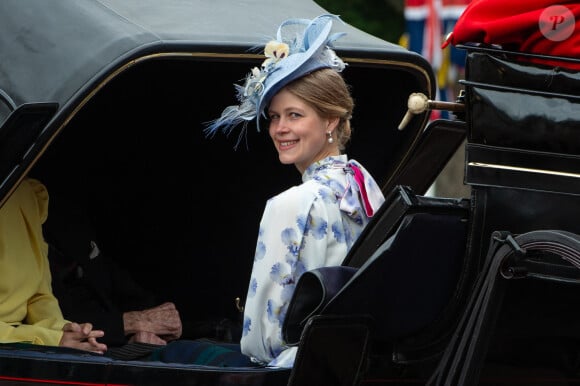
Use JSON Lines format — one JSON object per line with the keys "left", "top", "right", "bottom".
{"left": 327, "top": 131, "right": 334, "bottom": 144}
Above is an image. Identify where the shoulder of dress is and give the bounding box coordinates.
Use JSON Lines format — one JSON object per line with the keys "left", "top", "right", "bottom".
{"left": 276, "top": 181, "right": 320, "bottom": 197}
{"left": 268, "top": 182, "right": 321, "bottom": 208}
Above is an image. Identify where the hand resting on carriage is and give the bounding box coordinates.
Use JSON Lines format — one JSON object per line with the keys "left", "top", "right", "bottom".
{"left": 60, "top": 322, "right": 107, "bottom": 354}
{"left": 123, "top": 302, "right": 182, "bottom": 344}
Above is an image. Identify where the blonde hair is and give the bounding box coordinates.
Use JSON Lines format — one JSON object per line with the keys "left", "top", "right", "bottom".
{"left": 283, "top": 68, "right": 354, "bottom": 151}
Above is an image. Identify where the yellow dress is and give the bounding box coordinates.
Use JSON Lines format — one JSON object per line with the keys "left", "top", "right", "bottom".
{"left": 0, "top": 178, "right": 68, "bottom": 346}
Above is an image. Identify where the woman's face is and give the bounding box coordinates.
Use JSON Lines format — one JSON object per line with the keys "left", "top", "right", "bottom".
{"left": 268, "top": 88, "right": 339, "bottom": 174}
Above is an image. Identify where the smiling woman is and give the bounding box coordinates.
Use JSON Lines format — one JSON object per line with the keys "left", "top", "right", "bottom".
{"left": 200, "top": 14, "right": 386, "bottom": 368}
{"left": 267, "top": 72, "right": 347, "bottom": 173}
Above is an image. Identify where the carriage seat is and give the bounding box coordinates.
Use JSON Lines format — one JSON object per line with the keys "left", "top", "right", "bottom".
{"left": 284, "top": 185, "right": 471, "bottom": 384}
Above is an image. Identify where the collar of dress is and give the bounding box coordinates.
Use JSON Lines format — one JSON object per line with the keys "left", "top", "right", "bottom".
{"left": 302, "top": 155, "right": 348, "bottom": 181}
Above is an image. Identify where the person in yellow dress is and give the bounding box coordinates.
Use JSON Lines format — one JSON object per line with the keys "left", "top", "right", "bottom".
{"left": 0, "top": 177, "right": 107, "bottom": 354}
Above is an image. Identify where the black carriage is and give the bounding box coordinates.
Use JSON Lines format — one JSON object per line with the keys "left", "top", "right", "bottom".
{"left": 0, "top": 0, "right": 579, "bottom": 385}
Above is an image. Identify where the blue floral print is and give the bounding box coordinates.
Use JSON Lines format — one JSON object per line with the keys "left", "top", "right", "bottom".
{"left": 242, "top": 316, "right": 251, "bottom": 337}
{"left": 248, "top": 278, "right": 258, "bottom": 298}
{"left": 331, "top": 221, "right": 346, "bottom": 243}
{"left": 254, "top": 241, "right": 266, "bottom": 261}
{"left": 240, "top": 155, "right": 385, "bottom": 368}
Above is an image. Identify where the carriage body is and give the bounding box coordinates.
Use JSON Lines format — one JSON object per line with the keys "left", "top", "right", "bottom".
{"left": 0, "top": 1, "right": 579, "bottom": 385}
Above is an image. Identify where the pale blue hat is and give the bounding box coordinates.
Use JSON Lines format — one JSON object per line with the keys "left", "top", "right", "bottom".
{"left": 205, "top": 14, "right": 347, "bottom": 140}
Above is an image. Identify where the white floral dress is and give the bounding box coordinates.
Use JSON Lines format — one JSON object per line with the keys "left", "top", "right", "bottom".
{"left": 240, "top": 155, "right": 385, "bottom": 368}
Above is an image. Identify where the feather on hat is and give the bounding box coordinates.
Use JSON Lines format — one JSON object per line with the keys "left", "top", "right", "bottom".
{"left": 205, "top": 14, "right": 347, "bottom": 141}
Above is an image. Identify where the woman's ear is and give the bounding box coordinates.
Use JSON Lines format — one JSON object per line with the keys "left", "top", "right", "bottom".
{"left": 326, "top": 117, "right": 340, "bottom": 132}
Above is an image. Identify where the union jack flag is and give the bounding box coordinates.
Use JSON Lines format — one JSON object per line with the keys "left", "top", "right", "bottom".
{"left": 403, "top": 0, "right": 470, "bottom": 119}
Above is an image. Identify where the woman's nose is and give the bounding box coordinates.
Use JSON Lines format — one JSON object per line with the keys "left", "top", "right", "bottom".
{"left": 271, "top": 118, "right": 288, "bottom": 133}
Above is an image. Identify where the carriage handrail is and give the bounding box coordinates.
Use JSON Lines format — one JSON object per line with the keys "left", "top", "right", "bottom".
{"left": 398, "top": 92, "right": 465, "bottom": 130}
{"left": 456, "top": 43, "right": 580, "bottom": 66}
{"left": 0, "top": 89, "right": 16, "bottom": 112}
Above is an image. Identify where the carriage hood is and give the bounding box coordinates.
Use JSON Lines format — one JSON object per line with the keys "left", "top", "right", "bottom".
{"left": 0, "top": 0, "right": 437, "bottom": 205}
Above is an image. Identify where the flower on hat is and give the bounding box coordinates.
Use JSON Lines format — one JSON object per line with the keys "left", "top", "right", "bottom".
{"left": 243, "top": 41, "right": 290, "bottom": 101}
{"left": 262, "top": 41, "right": 290, "bottom": 69}
{"left": 244, "top": 67, "right": 266, "bottom": 98}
